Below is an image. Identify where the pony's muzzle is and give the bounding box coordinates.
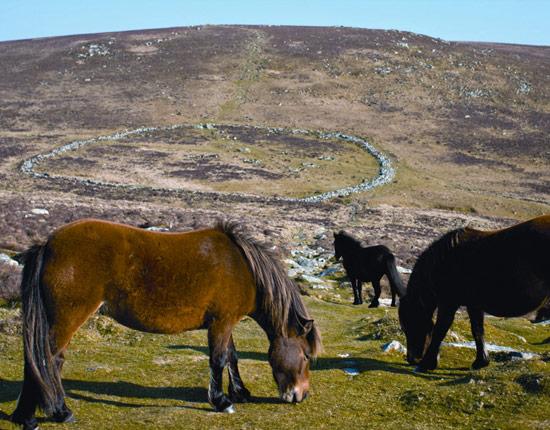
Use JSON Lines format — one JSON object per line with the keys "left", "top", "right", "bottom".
{"left": 281, "top": 387, "right": 308, "bottom": 403}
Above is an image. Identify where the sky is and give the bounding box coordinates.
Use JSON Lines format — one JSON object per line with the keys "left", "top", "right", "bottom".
{"left": 1, "top": 0, "right": 549, "bottom": 45}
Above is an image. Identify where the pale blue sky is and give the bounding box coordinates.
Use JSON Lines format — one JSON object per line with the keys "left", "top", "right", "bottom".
{"left": 1, "top": 0, "right": 549, "bottom": 45}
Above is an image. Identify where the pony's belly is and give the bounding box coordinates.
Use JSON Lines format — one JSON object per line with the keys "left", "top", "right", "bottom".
{"left": 105, "top": 302, "right": 208, "bottom": 334}
{"left": 480, "top": 293, "right": 548, "bottom": 318}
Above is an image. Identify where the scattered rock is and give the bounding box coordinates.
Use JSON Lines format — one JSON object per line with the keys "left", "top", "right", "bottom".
{"left": 78, "top": 43, "right": 111, "bottom": 59}
{"left": 382, "top": 340, "right": 407, "bottom": 353}
{"left": 516, "top": 80, "right": 531, "bottom": 95}
{"left": 30, "top": 208, "right": 49, "bottom": 215}
{"left": 0, "top": 253, "right": 20, "bottom": 267}
{"left": 300, "top": 274, "right": 326, "bottom": 285}
{"left": 144, "top": 226, "right": 170, "bottom": 232}
{"left": 444, "top": 341, "right": 539, "bottom": 361}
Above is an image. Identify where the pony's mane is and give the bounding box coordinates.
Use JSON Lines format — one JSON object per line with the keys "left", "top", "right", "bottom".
{"left": 407, "top": 228, "right": 464, "bottom": 299}
{"left": 335, "top": 230, "right": 362, "bottom": 249}
{"left": 218, "top": 220, "right": 322, "bottom": 357}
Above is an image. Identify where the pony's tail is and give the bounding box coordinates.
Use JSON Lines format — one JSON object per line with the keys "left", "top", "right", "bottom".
{"left": 19, "top": 244, "right": 64, "bottom": 415}
{"left": 384, "top": 253, "right": 406, "bottom": 298}
{"left": 218, "top": 221, "right": 322, "bottom": 357}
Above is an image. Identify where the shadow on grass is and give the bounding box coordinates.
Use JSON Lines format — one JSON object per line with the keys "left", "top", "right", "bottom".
{"left": 168, "top": 344, "right": 267, "bottom": 361}
{"left": 0, "top": 378, "right": 19, "bottom": 404}
{"left": 0, "top": 376, "right": 282, "bottom": 419}
{"left": 65, "top": 379, "right": 208, "bottom": 408}
{"left": 168, "top": 344, "right": 455, "bottom": 381}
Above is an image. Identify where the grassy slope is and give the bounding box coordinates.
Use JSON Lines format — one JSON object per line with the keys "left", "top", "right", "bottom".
{"left": 1, "top": 299, "right": 548, "bottom": 429}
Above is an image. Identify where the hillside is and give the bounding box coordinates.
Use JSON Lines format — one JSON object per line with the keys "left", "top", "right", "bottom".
{"left": 0, "top": 25, "right": 549, "bottom": 429}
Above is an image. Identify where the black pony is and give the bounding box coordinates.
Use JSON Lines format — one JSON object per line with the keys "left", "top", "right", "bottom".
{"left": 399, "top": 215, "right": 550, "bottom": 372}
{"left": 333, "top": 231, "right": 405, "bottom": 306}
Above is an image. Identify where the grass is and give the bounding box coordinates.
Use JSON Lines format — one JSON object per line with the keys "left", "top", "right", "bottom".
{"left": 34, "top": 127, "right": 380, "bottom": 199}
{"left": 1, "top": 298, "right": 548, "bottom": 429}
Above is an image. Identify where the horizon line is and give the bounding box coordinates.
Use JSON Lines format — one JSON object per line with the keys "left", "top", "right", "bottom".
{"left": 1, "top": 23, "right": 549, "bottom": 48}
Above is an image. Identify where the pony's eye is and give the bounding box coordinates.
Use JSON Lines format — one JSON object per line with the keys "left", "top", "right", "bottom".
{"left": 304, "top": 354, "right": 310, "bottom": 361}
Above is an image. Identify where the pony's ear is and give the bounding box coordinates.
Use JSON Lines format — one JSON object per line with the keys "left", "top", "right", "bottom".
{"left": 299, "top": 319, "right": 314, "bottom": 336}
{"left": 333, "top": 231, "right": 337, "bottom": 238}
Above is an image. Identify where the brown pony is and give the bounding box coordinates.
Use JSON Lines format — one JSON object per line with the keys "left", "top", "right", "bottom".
{"left": 11, "top": 219, "right": 321, "bottom": 430}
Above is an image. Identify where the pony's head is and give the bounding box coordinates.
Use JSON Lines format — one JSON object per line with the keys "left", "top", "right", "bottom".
{"left": 333, "top": 230, "right": 352, "bottom": 260}
{"left": 268, "top": 319, "right": 320, "bottom": 403}
{"left": 399, "top": 228, "right": 461, "bottom": 364}
{"left": 398, "top": 294, "right": 434, "bottom": 364}
{"left": 333, "top": 231, "right": 342, "bottom": 260}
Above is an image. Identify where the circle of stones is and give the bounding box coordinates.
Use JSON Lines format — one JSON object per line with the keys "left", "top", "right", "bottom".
{"left": 20, "top": 123, "right": 395, "bottom": 203}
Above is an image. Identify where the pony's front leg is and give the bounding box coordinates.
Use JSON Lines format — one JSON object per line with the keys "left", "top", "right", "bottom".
{"left": 227, "top": 335, "right": 251, "bottom": 403}
{"left": 356, "top": 281, "right": 364, "bottom": 305}
{"left": 208, "top": 323, "right": 235, "bottom": 413}
{"left": 369, "top": 279, "right": 381, "bottom": 308}
{"left": 416, "top": 303, "right": 458, "bottom": 372}
{"left": 467, "top": 307, "right": 490, "bottom": 369}
{"left": 350, "top": 279, "right": 361, "bottom": 305}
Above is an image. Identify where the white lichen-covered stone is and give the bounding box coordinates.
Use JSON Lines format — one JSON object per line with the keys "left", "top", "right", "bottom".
{"left": 0, "top": 253, "right": 20, "bottom": 267}
{"left": 30, "top": 208, "right": 49, "bottom": 215}
{"left": 382, "top": 340, "right": 407, "bottom": 353}
{"left": 443, "top": 341, "right": 539, "bottom": 360}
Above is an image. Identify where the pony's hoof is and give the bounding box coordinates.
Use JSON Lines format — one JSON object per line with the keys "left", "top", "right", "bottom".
{"left": 229, "top": 387, "right": 251, "bottom": 403}
{"left": 11, "top": 413, "right": 39, "bottom": 430}
{"left": 210, "top": 394, "right": 235, "bottom": 413}
{"left": 52, "top": 409, "right": 75, "bottom": 423}
{"left": 368, "top": 301, "right": 379, "bottom": 308}
{"left": 222, "top": 405, "right": 236, "bottom": 414}
{"left": 53, "top": 411, "right": 76, "bottom": 424}
{"left": 415, "top": 359, "right": 437, "bottom": 372}
{"left": 472, "top": 359, "right": 490, "bottom": 370}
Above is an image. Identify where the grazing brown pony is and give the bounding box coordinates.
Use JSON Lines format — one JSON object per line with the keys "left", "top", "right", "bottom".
{"left": 11, "top": 219, "right": 321, "bottom": 430}
{"left": 399, "top": 215, "right": 550, "bottom": 372}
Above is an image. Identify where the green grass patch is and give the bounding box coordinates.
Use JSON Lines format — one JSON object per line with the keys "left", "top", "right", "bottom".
{"left": 0, "top": 300, "right": 548, "bottom": 429}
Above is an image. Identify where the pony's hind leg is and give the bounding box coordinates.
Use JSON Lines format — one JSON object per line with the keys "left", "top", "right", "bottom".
{"left": 46, "top": 300, "right": 103, "bottom": 422}
{"left": 11, "top": 362, "right": 41, "bottom": 430}
{"left": 467, "top": 307, "right": 490, "bottom": 369}
{"left": 369, "top": 279, "right": 381, "bottom": 308}
{"left": 208, "top": 320, "right": 236, "bottom": 413}
{"left": 50, "top": 349, "right": 75, "bottom": 423}
{"left": 227, "top": 335, "right": 251, "bottom": 403}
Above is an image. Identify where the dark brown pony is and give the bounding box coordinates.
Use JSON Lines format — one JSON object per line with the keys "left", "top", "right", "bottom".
{"left": 11, "top": 219, "right": 321, "bottom": 430}
{"left": 399, "top": 215, "right": 550, "bottom": 372}
{"left": 333, "top": 231, "right": 405, "bottom": 306}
